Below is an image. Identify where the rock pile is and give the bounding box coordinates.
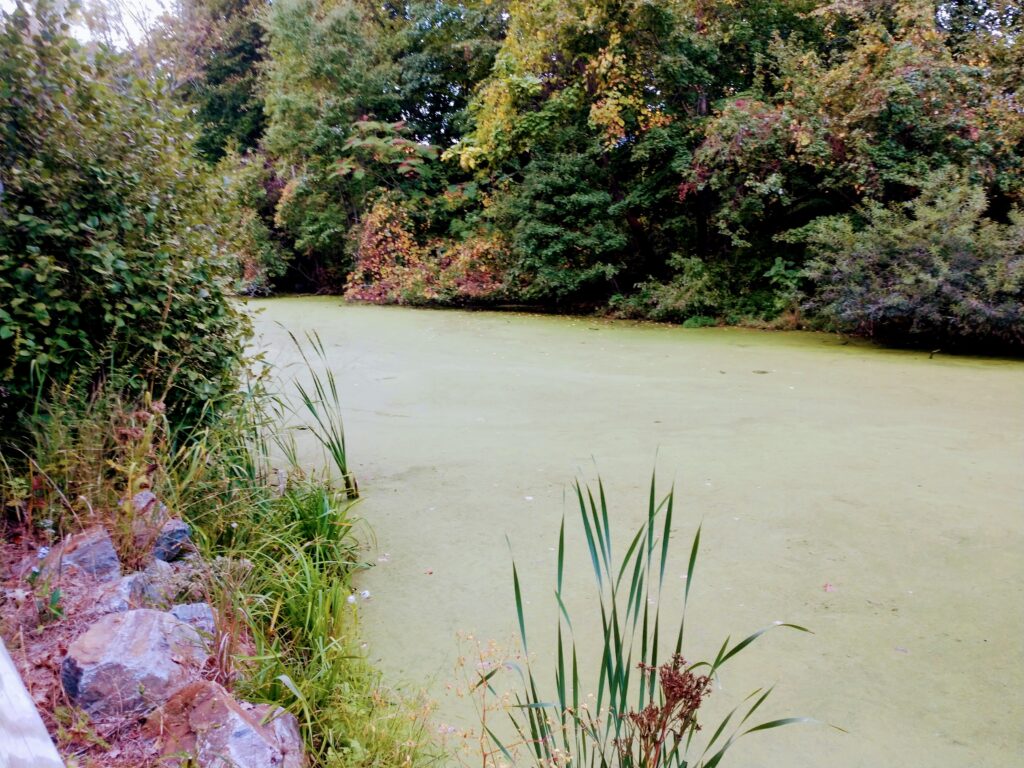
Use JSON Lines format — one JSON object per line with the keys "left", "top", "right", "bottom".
{"left": 32, "top": 512, "right": 307, "bottom": 767}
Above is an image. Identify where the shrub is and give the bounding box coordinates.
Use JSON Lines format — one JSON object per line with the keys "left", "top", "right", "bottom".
{"left": 0, "top": 2, "right": 249, "bottom": 434}
{"left": 344, "top": 197, "right": 432, "bottom": 304}
{"left": 495, "top": 146, "right": 630, "bottom": 302}
{"left": 431, "top": 234, "right": 508, "bottom": 303}
{"left": 794, "top": 168, "right": 1024, "bottom": 350}
{"left": 218, "top": 150, "right": 290, "bottom": 295}
{"left": 345, "top": 197, "right": 508, "bottom": 305}
{"left": 612, "top": 256, "right": 731, "bottom": 323}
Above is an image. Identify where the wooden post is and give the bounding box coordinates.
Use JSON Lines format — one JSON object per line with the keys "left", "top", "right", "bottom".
{"left": 0, "top": 638, "right": 64, "bottom": 768}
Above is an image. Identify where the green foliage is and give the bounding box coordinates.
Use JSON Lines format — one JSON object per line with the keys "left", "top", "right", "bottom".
{"left": 794, "top": 167, "right": 1024, "bottom": 349}
{"left": 0, "top": 1, "right": 250, "bottom": 433}
{"left": 190, "top": 0, "right": 268, "bottom": 160}
{"left": 495, "top": 146, "right": 630, "bottom": 301}
{"left": 262, "top": 0, "right": 401, "bottom": 282}
{"left": 481, "top": 476, "right": 814, "bottom": 767}
{"left": 192, "top": 0, "right": 1023, "bottom": 348}
{"left": 613, "top": 256, "right": 732, "bottom": 323}
{"left": 218, "top": 150, "right": 290, "bottom": 294}
{"left": 335, "top": 119, "right": 440, "bottom": 187}
{"left": 393, "top": 0, "right": 507, "bottom": 146}
{"left": 289, "top": 331, "right": 358, "bottom": 498}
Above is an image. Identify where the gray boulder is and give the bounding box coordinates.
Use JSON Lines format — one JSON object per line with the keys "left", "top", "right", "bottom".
{"left": 129, "top": 559, "right": 176, "bottom": 608}
{"left": 95, "top": 576, "right": 134, "bottom": 614}
{"left": 154, "top": 518, "right": 192, "bottom": 562}
{"left": 131, "top": 489, "right": 167, "bottom": 517}
{"left": 36, "top": 527, "right": 121, "bottom": 584}
{"left": 61, "top": 609, "right": 208, "bottom": 717}
{"left": 169, "top": 602, "right": 216, "bottom": 636}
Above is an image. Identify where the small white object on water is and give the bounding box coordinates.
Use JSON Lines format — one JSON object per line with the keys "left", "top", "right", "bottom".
{"left": 360, "top": 589, "right": 371, "bottom": 600}
{"left": 524, "top": 496, "right": 534, "bottom": 501}
{"left": 346, "top": 594, "right": 357, "bottom": 605}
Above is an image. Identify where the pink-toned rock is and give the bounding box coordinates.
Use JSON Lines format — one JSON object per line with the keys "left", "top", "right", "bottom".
{"left": 145, "top": 680, "right": 306, "bottom": 768}
{"left": 61, "top": 609, "right": 208, "bottom": 717}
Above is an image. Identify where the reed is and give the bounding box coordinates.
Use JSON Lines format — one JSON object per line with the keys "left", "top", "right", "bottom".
{"left": 288, "top": 331, "right": 359, "bottom": 499}
{"left": 484, "top": 475, "right": 814, "bottom": 768}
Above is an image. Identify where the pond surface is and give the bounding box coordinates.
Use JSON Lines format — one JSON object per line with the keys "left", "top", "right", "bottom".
{"left": 251, "top": 297, "right": 1023, "bottom": 768}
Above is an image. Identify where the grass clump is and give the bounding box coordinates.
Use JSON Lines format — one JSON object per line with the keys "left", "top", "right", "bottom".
{"left": 476, "top": 475, "right": 817, "bottom": 768}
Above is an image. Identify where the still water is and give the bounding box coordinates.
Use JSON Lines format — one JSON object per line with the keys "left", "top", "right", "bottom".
{"left": 252, "top": 297, "right": 1023, "bottom": 768}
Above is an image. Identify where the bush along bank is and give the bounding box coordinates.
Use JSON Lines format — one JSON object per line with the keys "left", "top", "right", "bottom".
{"left": 0, "top": 382, "right": 435, "bottom": 768}
{"left": 205, "top": 0, "right": 1024, "bottom": 353}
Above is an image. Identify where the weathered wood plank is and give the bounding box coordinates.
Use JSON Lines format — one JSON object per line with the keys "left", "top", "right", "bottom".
{"left": 0, "top": 637, "right": 64, "bottom": 768}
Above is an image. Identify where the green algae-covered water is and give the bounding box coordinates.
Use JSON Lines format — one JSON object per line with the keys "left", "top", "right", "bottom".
{"left": 251, "top": 297, "right": 1024, "bottom": 768}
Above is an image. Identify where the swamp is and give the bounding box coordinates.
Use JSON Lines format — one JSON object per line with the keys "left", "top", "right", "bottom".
{"left": 2, "top": 0, "right": 1023, "bottom": 765}
{"left": 256, "top": 298, "right": 1024, "bottom": 768}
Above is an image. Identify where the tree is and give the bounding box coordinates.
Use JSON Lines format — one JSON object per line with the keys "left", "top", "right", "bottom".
{"left": 0, "top": 1, "right": 249, "bottom": 432}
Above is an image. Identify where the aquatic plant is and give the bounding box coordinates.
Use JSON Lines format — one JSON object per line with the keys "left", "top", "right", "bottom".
{"left": 288, "top": 331, "right": 359, "bottom": 499}
{"left": 482, "top": 476, "right": 813, "bottom": 767}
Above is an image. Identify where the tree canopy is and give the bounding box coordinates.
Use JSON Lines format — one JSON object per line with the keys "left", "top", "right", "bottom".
{"left": 4, "top": 0, "right": 1022, "bottom": 357}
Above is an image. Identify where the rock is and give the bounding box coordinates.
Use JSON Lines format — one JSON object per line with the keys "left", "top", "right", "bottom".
{"left": 145, "top": 680, "right": 306, "bottom": 768}
{"left": 61, "top": 609, "right": 208, "bottom": 717}
{"left": 131, "top": 490, "right": 168, "bottom": 517}
{"left": 211, "top": 555, "right": 254, "bottom": 582}
{"left": 129, "top": 559, "right": 176, "bottom": 608}
{"left": 97, "top": 559, "right": 190, "bottom": 613}
{"left": 96, "top": 576, "right": 135, "bottom": 613}
{"left": 169, "top": 602, "right": 216, "bottom": 636}
{"left": 154, "top": 518, "right": 192, "bottom": 562}
{"left": 37, "top": 527, "right": 121, "bottom": 584}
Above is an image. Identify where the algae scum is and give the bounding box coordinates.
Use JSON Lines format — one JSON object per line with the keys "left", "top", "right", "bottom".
{"left": 253, "top": 297, "right": 1023, "bottom": 768}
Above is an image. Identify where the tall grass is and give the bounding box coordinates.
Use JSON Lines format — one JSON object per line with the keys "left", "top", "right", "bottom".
{"left": 0, "top": 338, "right": 434, "bottom": 767}
{"left": 482, "top": 475, "right": 814, "bottom": 768}
{"left": 288, "top": 331, "right": 358, "bottom": 499}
